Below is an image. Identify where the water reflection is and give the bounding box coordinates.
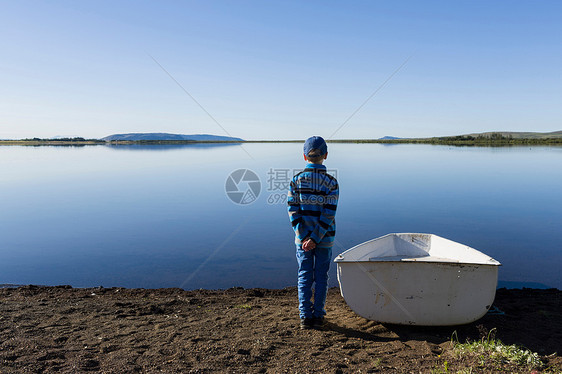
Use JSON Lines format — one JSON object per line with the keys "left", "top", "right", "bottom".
{"left": 104, "top": 142, "right": 243, "bottom": 151}
{"left": 0, "top": 143, "right": 560, "bottom": 290}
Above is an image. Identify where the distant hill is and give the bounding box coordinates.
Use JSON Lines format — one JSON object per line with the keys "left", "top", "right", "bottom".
{"left": 463, "top": 131, "right": 562, "bottom": 139}
{"left": 102, "top": 133, "right": 243, "bottom": 142}
{"left": 378, "top": 136, "right": 401, "bottom": 140}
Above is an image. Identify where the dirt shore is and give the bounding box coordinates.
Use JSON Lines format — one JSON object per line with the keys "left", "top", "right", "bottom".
{"left": 0, "top": 286, "right": 560, "bottom": 373}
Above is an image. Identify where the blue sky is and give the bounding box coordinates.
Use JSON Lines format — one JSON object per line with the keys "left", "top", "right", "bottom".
{"left": 1, "top": 1, "right": 561, "bottom": 140}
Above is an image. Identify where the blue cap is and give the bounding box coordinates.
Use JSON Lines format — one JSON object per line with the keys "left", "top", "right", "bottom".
{"left": 303, "top": 136, "right": 327, "bottom": 156}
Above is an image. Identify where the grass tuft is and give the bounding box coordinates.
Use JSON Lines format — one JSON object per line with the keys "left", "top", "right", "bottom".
{"left": 451, "top": 328, "right": 543, "bottom": 369}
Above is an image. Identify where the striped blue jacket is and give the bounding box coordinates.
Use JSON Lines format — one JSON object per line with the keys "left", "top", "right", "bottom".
{"left": 288, "top": 163, "right": 339, "bottom": 248}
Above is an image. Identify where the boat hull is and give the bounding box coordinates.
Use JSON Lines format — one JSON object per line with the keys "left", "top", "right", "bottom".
{"left": 336, "top": 261, "right": 499, "bottom": 326}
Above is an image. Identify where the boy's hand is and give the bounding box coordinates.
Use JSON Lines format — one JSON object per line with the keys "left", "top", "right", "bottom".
{"left": 302, "top": 238, "right": 316, "bottom": 251}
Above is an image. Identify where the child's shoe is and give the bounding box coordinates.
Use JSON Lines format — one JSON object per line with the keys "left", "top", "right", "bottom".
{"left": 300, "top": 318, "right": 314, "bottom": 329}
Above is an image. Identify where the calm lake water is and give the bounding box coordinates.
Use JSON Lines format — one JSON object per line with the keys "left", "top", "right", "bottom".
{"left": 1, "top": 143, "right": 561, "bottom": 290}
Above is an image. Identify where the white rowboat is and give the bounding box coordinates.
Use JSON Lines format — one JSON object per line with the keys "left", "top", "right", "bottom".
{"left": 334, "top": 233, "right": 501, "bottom": 326}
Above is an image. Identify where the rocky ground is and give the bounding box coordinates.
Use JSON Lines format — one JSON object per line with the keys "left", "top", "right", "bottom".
{"left": 0, "top": 286, "right": 560, "bottom": 373}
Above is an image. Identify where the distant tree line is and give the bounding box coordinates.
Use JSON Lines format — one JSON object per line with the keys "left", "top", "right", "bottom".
{"left": 20, "top": 137, "right": 104, "bottom": 142}
{"left": 437, "top": 133, "right": 514, "bottom": 142}
{"left": 426, "top": 132, "right": 561, "bottom": 145}
{"left": 332, "top": 132, "right": 562, "bottom": 146}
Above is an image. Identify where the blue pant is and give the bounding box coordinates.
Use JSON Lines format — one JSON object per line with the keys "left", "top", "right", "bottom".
{"left": 296, "top": 245, "right": 332, "bottom": 319}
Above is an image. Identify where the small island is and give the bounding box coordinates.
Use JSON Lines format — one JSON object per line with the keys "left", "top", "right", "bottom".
{"left": 0, "top": 133, "right": 244, "bottom": 146}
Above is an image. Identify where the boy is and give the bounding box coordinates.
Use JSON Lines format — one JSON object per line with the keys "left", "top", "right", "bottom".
{"left": 287, "top": 136, "right": 339, "bottom": 329}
